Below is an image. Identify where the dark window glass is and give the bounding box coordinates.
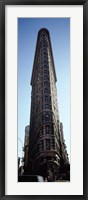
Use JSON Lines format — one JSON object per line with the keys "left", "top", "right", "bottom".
{"left": 44, "top": 82, "right": 48, "bottom": 87}
{"left": 41, "top": 76, "right": 43, "bottom": 81}
{"left": 44, "top": 51, "right": 47, "bottom": 55}
{"left": 43, "top": 47, "right": 47, "bottom": 51}
{"left": 44, "top": 70, "right": 47, "bottom": 74}
{"left": 41, "top": 140, "right": 44, "bottom": 150}
{"left": 44, "top": 88, "right": 48, "bottom": 93}
{"left": 49, "top": 88, "right": 50, "bottom": 94}
{"left": 43, "top": 55, "right": 48, "bottom": 60}
{"left": 46, "top": 126, "right": 49, "bottom": 134}
{"left": 49, "top": 96, "right": 51, "bottom": 101}
{"left": 42, "top": 115, "right": 44, "bottom": 122}
{"left": 45, "top": 104, "right": 49, "bottom": 109}
{"left": 52, "top": 139, "right": 55, "bottom": 149}
{"left": 51, "top": 125, "right": 54, "bottom": 133}
{"left": 42, "top": 96, "right": 43, "bottom": 102}
{"left": 46, "top": 139, "right": 50, "bottom": 150}
{"left": 41, "top": 70, "right": 43, "bottom": 75}
{"left": 43, "top": 126, "right": 46, "bottom": 134}
{"left": 44, "top": 75, "right": 47, "bottom": 80}
{"left": 45, "top": 95, "right": 48, "bottom": 101}
{"left": 44, "top": 65, "right": 47, "bottom": 68}
{"left": 45, "top": 114, "right": 49, "bottom": 121}
{"left": 44, "top": 60, "right": 48, "bottom": 65}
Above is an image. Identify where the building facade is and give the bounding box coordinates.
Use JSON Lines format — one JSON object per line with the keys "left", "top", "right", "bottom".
{"left": 27, "top": 28, "right": 69, "bottom": 181}
{"left": 24, "top": 125, "right": 30, "bottom": 169}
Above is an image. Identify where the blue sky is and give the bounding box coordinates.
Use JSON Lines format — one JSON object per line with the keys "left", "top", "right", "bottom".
{"left": 18, "top": 18, "right": 70, "bottom": 161}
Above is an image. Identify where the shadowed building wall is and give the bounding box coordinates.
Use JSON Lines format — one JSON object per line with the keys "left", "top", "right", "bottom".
{"left": 27, "top": 28, "right": 69, "bottom": 181}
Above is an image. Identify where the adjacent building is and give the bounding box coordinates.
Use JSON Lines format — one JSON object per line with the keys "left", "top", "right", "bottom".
{"left": 24, "top": 125, "right": 30, "bottom": 169}
{"left": 26, "top": 28, "right": 69, "bottom": 181}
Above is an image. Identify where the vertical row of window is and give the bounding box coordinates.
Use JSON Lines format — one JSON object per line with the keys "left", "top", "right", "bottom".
{"left": 49, "top": 67, "right": 57, "bottom": 109}
{"left": 41, "top": 113, "right": 53, "bottom": 122}
{"left": 39, "top": 50, "right": 48, "bottom": 57}
{"left": 38, "top": 124, "right": 54, "bottom": 136}
{"left": 32, "top": 139, "right": 59, "bottom": 160}
{"left": 37, "top": 138, "right": 55, "bottom": 152}
{"left": 41, "top": 74, "right": 49, "bottom": 81}
{"left": 42, "top": 104, "right": 51, "bottom": 110}
{"left": 31, "top": 112, "right": 53, "bottom": 129}
{"left": 40, "top": 33, "right": 48, "bottom": 43}
{"left": 42, "top": 88, "right": 50, "bottom": 94}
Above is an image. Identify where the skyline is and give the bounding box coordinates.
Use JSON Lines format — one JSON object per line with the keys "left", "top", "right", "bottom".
{"left": 18, "top": 18, "right": 70, "bottom": 161}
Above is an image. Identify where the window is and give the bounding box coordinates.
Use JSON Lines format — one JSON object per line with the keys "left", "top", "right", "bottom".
{"left": 43, "top": 47, "right": 47, "bottom": 51}
{"left": 42, "top": 89, "right": 43, "bottom": 95}
{"left": 45, "top": 95, "right": 48, "bottom": 101}
{"left": 49, "top": 96, "right": 51, "bottom": 102}
{"left": 46, "top": 126, "right": 49, "bottom": 134}
{"left": 44, "top": 51, "right": 47, "bottom": 55}
{"left": 43, "top": 55, "right": 48, "bottom": 60}
{"left": 46, "top": 139, "right": 50, "bottom": 150}
{"left": 42, "top": 39, "right": 47, "bottom": 44}
{"left": 44, "top": 60, "right": 48, "bottom": 65}
{"left": 44, "top": 75, "right": 47, "bottom": 80}
{"left": 44, "top": 65, "right": 47, "bottom": 68}
{"left": 41, "top": 83, "right": 43, "bottom": 88}
{"left": 42, "top": 45, "right": 46, "bottom": 49}
{"left": 42, "top": 115, "right": 44, "bottom": 122}
{"left": 42, "top": 33, "right": 45, "bottom": 37}
{"left": 45, "top": 114, "right": 49, "bottom": 121}
{"left": 44, "top": 70, "right": 47, "bottom": 74}
{"left": 41, "top": 76, "right": 43, "bottom": 82}
{"left": 51, "top": 139, "right": 55, "bottom": 149}
{"left": 42, "top": 96, "right": 43, "bottom": 102}
{"left": 44, "top": 82, "right": 48, "bottom": 87}
{"left": 48, "top": 88, "right": 50, "bottom": 94}
{"left": 43, "top": 126, "right": 46, "bottom": 134}
{"left": 45, "top": 104, "right": 49, "bottom": 109}
{"left": 41, "top": 70, "right": 43, "bottom": 75}
{"left": 44, "top": 88, "right": 48, "bottom": 93}
{"left": 51, "top": 125, "right": 54, "bottom": 133}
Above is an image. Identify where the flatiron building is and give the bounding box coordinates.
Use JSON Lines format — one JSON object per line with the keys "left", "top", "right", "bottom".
{"left": 27, "top": 28, "right": 69, "bottom": 181}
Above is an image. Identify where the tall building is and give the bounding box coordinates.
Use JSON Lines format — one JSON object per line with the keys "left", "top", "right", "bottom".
{"left": 27, "top": 28, "right": 69, "bottom": 181}
{"left": 24, "top": 125, "right": 30, "bottom": 168}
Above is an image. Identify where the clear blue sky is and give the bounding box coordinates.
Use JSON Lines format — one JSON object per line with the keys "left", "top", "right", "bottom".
{"left": 18, "top": 18, "right": 70, "bottom": 161}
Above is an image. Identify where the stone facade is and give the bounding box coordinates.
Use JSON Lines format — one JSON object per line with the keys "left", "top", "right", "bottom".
{"left": 26, "top": 28, "right": 70, "bottom": 181}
